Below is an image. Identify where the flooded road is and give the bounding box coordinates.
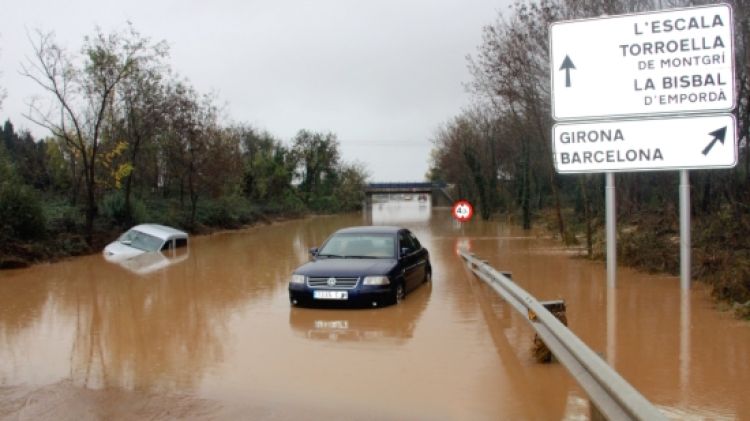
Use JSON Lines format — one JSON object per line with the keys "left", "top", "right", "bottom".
{"left": 1, "top": 201, "right": 749, "bottom": 419}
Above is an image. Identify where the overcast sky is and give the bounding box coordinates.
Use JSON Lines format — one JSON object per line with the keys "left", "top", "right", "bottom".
{"left": 1, "top": 0, "right": 510, "bottom": 181}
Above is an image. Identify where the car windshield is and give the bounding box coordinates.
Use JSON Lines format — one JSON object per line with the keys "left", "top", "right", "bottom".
{"left": 318, "top": 233, "right": 395, "bottom": 258}
{"left": 119, "top": 229, "right": 163, "bottom": 252}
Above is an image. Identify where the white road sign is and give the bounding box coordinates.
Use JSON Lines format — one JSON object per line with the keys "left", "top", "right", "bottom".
{"left": 550, "top": 4, "right": 734, "bottom": 120}
{"left": 552, "top": 114, "right": 736, "bottom": 173}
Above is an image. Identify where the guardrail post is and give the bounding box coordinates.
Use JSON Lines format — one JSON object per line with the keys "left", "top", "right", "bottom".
{"left": 532, "top": 300, "right": 567, "bottom": 363}
{"left": 458, "top": 249, "right": 666, "bottom": 420}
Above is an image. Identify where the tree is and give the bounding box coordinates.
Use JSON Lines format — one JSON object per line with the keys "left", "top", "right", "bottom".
{"left": 429, "top": 109, "right": 506, "bottom": 220}
{"left": 292, "top": 130, "right": 341, "bottom": 200}
{"left": 467, "top": 0, "right": 567, "bottom": 233}
{"left": 22, "top": 25, "right": 165, "bottom": 244}
{"left": 334, "top": 162, "right": 368, "bottom": 211}
{"left": 116, "top": 38, "right": 168, "bottom": 222}
{"left": 0, "top": 129, "right": 45, "bottom": 244}
{"left": 1, "top": 120, "right": 50, "bottom": 190}
{"left": 238, "top": 126, "right": 295, "bottom": 204}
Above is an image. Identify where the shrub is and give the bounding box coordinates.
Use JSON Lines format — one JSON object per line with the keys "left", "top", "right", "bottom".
{"left": 308, "top": 195, "right": 337, "bottom": 213}
{"left": 44, "top": 199, "right": 82, "bottom": 232}
{"left": 101, "top": 192, "right": 147, "bottom": 227}
{"left": 0, "top": 183, "right": 46, "bottom": 240}
{"left": 197, "top": 194, "right": 258, "bottom": 229}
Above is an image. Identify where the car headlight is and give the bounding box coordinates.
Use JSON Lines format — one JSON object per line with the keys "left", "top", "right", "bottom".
{"left": 290, "top": 274, "right": 306, "bottom": 284}
{"left": 363, "top": 276, "right": 390, "bottom": 285}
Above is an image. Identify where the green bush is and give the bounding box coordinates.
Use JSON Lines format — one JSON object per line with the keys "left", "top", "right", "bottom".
{"left": 101, "top": 192, "right": 147, "bottom": 227}
{"left": 0, "top": 183, "right": 46, "bottom": 240}
{"left": 197, "top": 195, "right": 258, "bottom": 229}
{"left": 280, "top": 190, "right": 306, "bottom": 214}
{"left": 308, "top": 195, "right": 337, "bottom": 213}
{"left": 44, "top": 198, "right": 84, "bottom": 233}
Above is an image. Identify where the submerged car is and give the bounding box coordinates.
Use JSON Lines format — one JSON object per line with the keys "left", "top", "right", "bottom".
{"left": 103, "top": 224, "right": 188, "bottom": 263}
{"left": 288, "top": 226, "right": 431, "bottom": 307}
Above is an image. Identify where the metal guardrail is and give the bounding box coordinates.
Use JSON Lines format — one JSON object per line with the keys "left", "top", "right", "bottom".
{"left": 459, "top": 250, "right": 666, "bottom": 421}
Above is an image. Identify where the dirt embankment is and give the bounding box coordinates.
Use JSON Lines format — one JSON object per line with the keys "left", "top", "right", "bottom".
{"left": 0, "top": 213, "right": 304, "bottom": 270}
{"left": 549, "top": 207, "right": 750, "bottom": 319}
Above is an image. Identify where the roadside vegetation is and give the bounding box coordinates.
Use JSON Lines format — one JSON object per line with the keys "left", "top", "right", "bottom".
{"left": 427, "top": 0, "right": 750, "bottom": 317}
{"left": 0, "top": 26, "right": 366, "bottom": 268}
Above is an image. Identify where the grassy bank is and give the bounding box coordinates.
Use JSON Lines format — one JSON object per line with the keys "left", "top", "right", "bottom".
{"left": 538, "top": 206, "right": 750, "bottom": 319}
{"left": 0, "top": 193, "right": 319, "bottom": 269}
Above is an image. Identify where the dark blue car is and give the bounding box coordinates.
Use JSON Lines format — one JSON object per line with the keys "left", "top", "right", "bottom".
{"left": 289, "top": 226, "right": 431, "bottom": 307}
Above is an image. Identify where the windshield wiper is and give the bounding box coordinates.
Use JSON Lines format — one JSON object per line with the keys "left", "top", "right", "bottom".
{"left": 344, "top": 255, "right": 379, "bottom": 259}
{"left": 317, "top": 253, "right": 343, "bottom": 258}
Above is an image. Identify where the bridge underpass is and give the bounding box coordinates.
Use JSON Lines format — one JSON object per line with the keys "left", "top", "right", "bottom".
{"left": 364, "top": 182, "right": 455, "bottom": 207}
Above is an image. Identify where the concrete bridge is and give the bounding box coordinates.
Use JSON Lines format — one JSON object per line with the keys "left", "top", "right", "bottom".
{"left": 364, "top": 182, "right": 455, "bottom": 207}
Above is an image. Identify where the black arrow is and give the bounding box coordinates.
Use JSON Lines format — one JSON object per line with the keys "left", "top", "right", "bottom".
{"left": 559, "top": 55, "right": 575, "bottom": 87}
{"left": 702, "top": 126, "right": 727, "bottom": 156}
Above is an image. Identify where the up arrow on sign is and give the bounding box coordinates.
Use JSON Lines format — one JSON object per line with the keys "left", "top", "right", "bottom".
{"left": 560, "top": 55, "right": 576, "bottom": 87}
{"left": 549, "top": 3, "right": 735, "bottom": 121}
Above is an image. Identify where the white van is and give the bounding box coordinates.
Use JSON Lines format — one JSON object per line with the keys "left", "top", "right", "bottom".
{"left": 103, "top": 224, "right": 188, "bottom": 263}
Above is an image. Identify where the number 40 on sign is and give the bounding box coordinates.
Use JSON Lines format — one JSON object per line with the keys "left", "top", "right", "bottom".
{"left": 452, "top": 200, "right": 474, "bottom": 222}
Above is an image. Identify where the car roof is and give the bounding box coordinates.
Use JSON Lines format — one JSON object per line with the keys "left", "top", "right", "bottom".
{"left": 130, "top": 224, "right": 188, "bottom": 241}
{"left": 334, "top": 226, "right": 403, "bottom": 235}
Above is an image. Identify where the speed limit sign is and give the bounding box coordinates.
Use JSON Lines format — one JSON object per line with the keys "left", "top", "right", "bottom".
{"left": 452, "top": 200, "right": 474, "bottom": 222}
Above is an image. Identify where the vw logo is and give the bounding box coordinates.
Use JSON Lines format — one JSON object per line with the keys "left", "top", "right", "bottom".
{"left": 327, "top": 277, "right": 337, "bottom": 287}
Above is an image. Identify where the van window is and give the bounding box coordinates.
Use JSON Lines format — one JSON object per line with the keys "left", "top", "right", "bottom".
{"left": 162, "top": 237, "right": 188, "bottom": 251}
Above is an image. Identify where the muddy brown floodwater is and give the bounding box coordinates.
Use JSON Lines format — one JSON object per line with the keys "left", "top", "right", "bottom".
{"left": 1, "top": 201, "right": 749, "bottom": 420}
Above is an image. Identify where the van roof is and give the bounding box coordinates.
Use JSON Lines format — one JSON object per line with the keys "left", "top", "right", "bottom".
{"left": 131, "top": 224, "right": 188, "bottom": 240}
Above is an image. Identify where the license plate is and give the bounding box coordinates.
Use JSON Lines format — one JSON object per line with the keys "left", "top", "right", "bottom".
{"left": 314, "top": 320, "right": 349, "bottom": 329}
{"left": 313, "top": 290, "right": 348, "bottom": 300}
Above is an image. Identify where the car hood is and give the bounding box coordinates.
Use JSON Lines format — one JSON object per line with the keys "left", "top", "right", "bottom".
{"left": 295, "top": 258, "right": 398, "bottom": 277}
{"left": 102, "top": 241, "right": 145, "bottom": 262}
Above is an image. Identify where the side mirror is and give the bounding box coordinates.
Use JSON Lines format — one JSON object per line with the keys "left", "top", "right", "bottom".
{"left": 309, "top": 247, "right": 319, "bottom": 257}
{"left": 400, "top": 247, "right": 411, "bottom": 258}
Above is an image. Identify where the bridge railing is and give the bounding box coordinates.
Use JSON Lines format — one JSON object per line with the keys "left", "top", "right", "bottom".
{"left": 459, "top": 250, "right": 665, "bottom": 421}
{"left": 366, "top": 181, "right": 446, "bottom": 190}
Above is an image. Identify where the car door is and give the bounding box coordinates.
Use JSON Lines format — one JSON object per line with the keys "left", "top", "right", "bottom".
{"left": 398, "top": 231, "right": 420, "bottom": 292}
{"left": 407, "top": 231, "right": 428, "bottom": 283}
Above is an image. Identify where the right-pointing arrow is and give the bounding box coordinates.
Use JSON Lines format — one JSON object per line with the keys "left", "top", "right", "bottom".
{"left": 702, "top": 126, "right": 727, "bottom": 156}
{"left": 559, "top": 55, "right": 575, "bottom": 88}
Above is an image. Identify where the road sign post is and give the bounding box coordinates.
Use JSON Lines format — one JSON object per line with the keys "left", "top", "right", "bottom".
{"left": 680, "top": 170, "right": 691, "bottom": 289}
{"left": 606, "top": 173, "right": 616, "bottom": 288}
{"left": 549, "top": 4, "right": 736, "bottom": 290}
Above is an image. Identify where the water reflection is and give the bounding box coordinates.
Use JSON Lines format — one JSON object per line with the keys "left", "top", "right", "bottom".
{"left": 368, "top": 199, "right": 432, "bottom": 226}
{"left": 288, "top": 283, "right": 431, "bottom": 344}
{"left": 679, "top": 289, "right": 690, "bottom": 402}
{"left": 0, "top": 220, "right": 317, "bottom": 392}
{"left": 607, "top": 287, "right": 617, "bottom": 367}
{"left": 109, "top": 247, "right": 190, "bottom": 275}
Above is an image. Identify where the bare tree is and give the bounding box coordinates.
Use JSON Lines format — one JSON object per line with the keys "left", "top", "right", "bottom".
{"left": 22, "top": 25, "right": 162, "bottom": 244}
{"left": 117, "top": 39, "right": 168, "bottom": 222}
